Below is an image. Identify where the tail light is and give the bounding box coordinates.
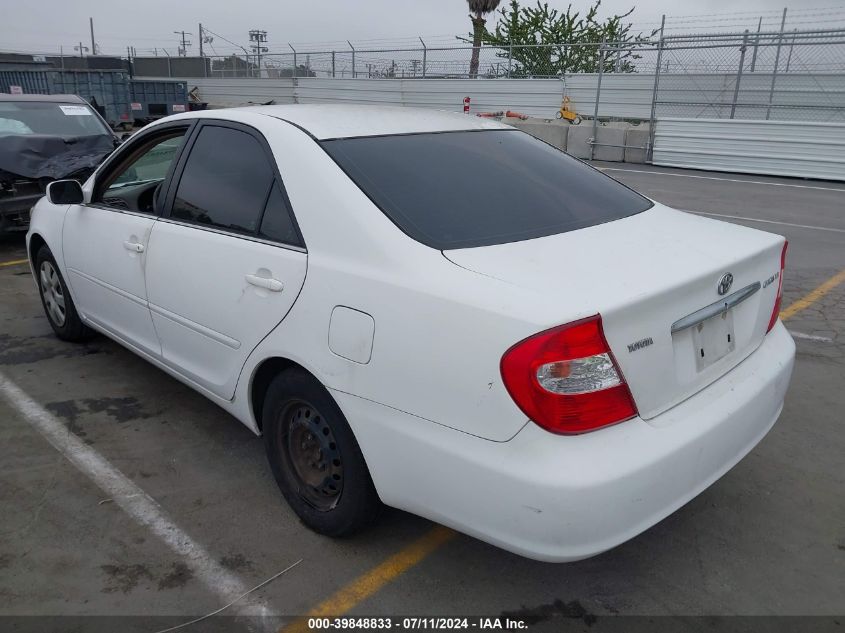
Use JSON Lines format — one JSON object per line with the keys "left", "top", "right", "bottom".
{"left": 500, "top": 315, "right": 637, "bottom": 435}
{"left": 766, "top": 240, "right": 788, "bottom": 333}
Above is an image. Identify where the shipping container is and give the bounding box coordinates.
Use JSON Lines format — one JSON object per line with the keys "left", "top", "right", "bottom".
{"left": 0, "top": 69, "right": 132, "bottom": 128}
{"left": 129, "top": 79, "right": 189, "bottom": 122}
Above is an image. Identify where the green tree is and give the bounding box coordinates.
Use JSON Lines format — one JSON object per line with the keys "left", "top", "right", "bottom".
{"left": 468, "top": 0, "right": 503, "bottom": 78}
{"left": 466, "top": 0, "right": 653, "bottom": 77}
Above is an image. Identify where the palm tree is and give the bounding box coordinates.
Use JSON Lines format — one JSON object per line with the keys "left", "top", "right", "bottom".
{"left": 468, "top": 0, "right": 501, "bottom": 77}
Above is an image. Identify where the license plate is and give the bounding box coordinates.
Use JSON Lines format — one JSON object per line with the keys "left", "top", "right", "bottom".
{"left": 692, "top": 309, "right": 735, "bottom": 371}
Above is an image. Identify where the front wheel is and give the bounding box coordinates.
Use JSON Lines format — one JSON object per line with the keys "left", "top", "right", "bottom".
{"left": 35, "top": 245, "right": 94, "bottom": 342}
{"left": 263, "top": 369, "right": 382, "bottom": 536}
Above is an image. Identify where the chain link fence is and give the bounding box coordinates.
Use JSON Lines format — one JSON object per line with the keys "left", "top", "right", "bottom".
{"left": 202, "top": 42, "right": 661, "bottom": 79}
{"left": 653, "top": 29, "right": 845, "bottom": 122}
{"left": 95, "top": 28, "right": 845, "bottom": 126}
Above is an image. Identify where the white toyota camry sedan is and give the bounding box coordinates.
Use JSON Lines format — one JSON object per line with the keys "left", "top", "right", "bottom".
{"left": 26, "top": 105, "right": 795, "bottom": 562}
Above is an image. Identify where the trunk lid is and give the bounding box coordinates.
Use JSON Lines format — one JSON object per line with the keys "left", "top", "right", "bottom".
{"left": 444, "top": 204, "right": 785, "bottom": 421}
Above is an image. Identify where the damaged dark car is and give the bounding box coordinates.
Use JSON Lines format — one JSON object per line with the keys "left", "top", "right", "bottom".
{"left": 0, "top": 94, "right": 119, "bottom": 233}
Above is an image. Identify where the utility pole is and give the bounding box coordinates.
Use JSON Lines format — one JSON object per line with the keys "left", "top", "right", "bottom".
{"left": 89, "top": 17, "right": 97, "bottom": 55}
{"left": 174, "top": 30, "right": 191, "bottom": 56}
{"left": 199, "top": 25, "right": 213, "bottom": 77}
{"left": 249, "top": 29, "right": 268, "bottom": 77}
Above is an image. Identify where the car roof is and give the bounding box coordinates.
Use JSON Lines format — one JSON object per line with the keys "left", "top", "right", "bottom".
{"left": 233, "top": 104, "right": 511, "bottom": 140}
{"left": 0, "top": 93, "right": 88, "bottom": 104}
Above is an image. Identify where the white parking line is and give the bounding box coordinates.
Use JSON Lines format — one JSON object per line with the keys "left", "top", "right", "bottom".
{"left": 789, "top": 331, "right": 835, "bottom": 343}
{"left": 688, "top": 211, "right": 845, "bottom": 234}
{"left": 597, "top": 167, "right": 845, "bottom": 193}
{"left": 0, "top": 373, "right": 284, "bottom": 618}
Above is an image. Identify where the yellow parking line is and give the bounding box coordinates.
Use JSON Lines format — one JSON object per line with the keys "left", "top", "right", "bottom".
{"left": 781, "top": 268, "right": 845, "bottom": 321}
{"left": 278, "top": 267, "right": 845, "bottom": 631}
{"left": 282, "top": 526, "right": 456, "bottom": 632}
{"left": 0, "top": 258, "right": 29, "bottom": 268}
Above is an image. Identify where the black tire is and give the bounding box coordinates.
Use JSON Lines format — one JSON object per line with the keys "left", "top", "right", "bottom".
{"left": 263, "top": 369, "right": 381, "bottom": 536}
{"left": 35, "top": 244, "right": 94, "bottom": 342}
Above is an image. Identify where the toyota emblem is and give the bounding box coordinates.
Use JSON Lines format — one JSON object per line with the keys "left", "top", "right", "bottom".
{"left": 717, "top": 273, "right": 734, "bottom": 296}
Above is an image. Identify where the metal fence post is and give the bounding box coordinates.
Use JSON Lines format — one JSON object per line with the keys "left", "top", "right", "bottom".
{"left": 766, "top": 8, "right": 788, "bottom": 120}
{"left": 331, "top": 51, "right": 336, "bottom": 78}
{"left": 508, "top": 43, "right": 513, "bottom": 78}
{"left": 420, "top": 37, "right": 427, "bottom": 78}
{"left": 647, "top": 15, "right": 666, "bottom": 163}
{"left": 289, "top": 44, "right": 297, "bottom": 78}
{"left": 750, "top": 16, "right": 762, "bottom": 72}
{"left": 590, "top": 37, "right": 606, "bottom": 161}
{"left": 730, "top": 30, "right": 750, "bottom": 119}
{"left": 785, "top": 29, "right": 797, "bottom": 72}
{"left": 349, "top": 41, "right": 356, "bottom": 78}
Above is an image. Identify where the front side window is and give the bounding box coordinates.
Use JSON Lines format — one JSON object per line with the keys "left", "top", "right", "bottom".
{"left": 322, "top": 130, "right": 653, "bottom": 250}
{"left": 171, "top": 126, "right": 274, "bottom": 235}
{"left": 95, "top": 130, "right": 187, "bottom": 214}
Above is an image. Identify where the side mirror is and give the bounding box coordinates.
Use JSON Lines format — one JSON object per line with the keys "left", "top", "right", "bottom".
{"left": 47, "top": 180, "right": 84, "bottom": 205}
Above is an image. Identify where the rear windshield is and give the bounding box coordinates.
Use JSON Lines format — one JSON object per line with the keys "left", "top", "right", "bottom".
{"left": 321, "top": 129, "right": 652, "bottom": 250}
{"left": 0, "top": 101, "right": 110, "bottom": 138}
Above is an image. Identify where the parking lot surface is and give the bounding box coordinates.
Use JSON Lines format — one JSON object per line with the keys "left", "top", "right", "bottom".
{"left": 1, "top": 164, "right": 843, "bottom": 631}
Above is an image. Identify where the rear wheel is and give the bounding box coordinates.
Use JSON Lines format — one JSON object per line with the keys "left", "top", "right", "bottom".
{"left": 35, "top": 245, "right": 93, "bottom": 342}
{"left": 263, "top": 369, "right": 381, "bottom": 536}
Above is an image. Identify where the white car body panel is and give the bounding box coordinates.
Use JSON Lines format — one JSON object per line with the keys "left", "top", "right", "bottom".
{"left": 63, "top": 205, "right": 160, "bottom": 356}
{"left": 444, "top": 204, "right": 785, "bottom": 420}
{"left": 333, "top": 322, "right": 794, "bottom": 562}
{"left": 25, "top": 104, "right": 796, "bottom": 561}
{"left": 145, "top": 220, "right": 307, "bottom": 399}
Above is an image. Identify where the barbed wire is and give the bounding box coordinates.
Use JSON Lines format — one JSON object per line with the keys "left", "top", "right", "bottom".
{"left": 5, "top": 6, "right": 845, "bottom": 60}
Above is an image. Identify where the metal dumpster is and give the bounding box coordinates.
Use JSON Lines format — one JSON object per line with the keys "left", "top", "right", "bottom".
{"left": 129, "top": 79, "right": 189, "bottom": 123}
{"left": 0, "top": 70, "right": 51, "bottom": 95}
{"left": 0, "top": 69, "right": 132, "bottom": 128}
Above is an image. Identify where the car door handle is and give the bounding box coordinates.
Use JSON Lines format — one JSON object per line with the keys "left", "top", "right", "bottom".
{"left": 245, "top": 274, "right": 284, "bottom": 292}
{"left": 123, "top": 241, "right": 145, "bottom": 253}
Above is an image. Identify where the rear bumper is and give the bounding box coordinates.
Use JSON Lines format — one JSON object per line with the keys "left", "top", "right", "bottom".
{"left": 335, "top": 321, "right": 795, "bottom": 562}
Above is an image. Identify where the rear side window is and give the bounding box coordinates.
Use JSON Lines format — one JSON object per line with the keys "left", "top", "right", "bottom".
{"left": 172, "top": 125, "right": 273, "bottom": 235}
{"left": 259, "top": 182, "right": 300, "bottom": 245}
{"left": 322, "top": 130, "right": 652, "bottom": 250}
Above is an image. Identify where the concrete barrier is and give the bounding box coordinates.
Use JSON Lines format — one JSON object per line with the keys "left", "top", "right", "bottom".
{"left": 510, "top": 118, "right": 569, "bottom": 151}
{"left": 565, "top": 124, "right": 594, "bottom": 159}
{"left": 503, "top": 117, "right": 653, "bottom": 164}
{"left": 624, "top": 126, "right": 650, "bottom": 164}
{"left": 591, "top": 124, "right": 626, "bottom": 162}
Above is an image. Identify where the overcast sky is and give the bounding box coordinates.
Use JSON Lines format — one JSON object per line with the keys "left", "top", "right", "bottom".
{"left": 2, "top": 0, "right": 843, "bottom": 55}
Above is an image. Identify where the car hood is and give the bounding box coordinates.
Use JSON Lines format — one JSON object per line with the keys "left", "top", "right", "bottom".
{"left": 0, "top": 133, "right": 114, "bottom": 182}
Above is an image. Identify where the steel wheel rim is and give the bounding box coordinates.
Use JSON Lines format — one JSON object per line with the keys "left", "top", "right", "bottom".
{"left": 39, "top": 261, "right": 66, "bottom": 327}
{"left": 280, "top": 400, "right": 344, "bottom": 511}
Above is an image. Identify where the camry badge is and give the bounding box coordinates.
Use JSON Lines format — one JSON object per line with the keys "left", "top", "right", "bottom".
{"left": 627, "top": 337, "right": 654, "bottom": 353}
{"left": 717, "top": 273, "right": 734, "bottom": 296}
